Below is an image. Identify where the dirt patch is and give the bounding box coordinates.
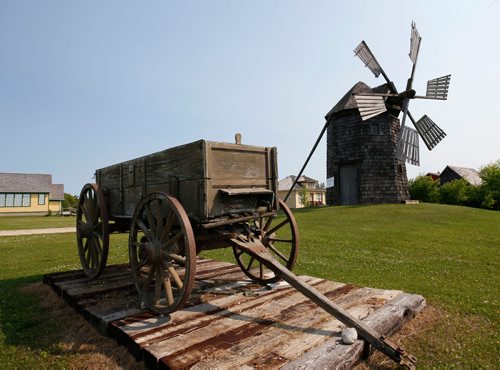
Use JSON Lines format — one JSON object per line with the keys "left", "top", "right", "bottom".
{"left": 22, "top": 282, "right": 145, "bottom": 369}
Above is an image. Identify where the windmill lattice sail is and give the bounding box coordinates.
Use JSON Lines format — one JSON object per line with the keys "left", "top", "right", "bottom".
{"left": 397, "top": 126, "right": 420, "bottom": 166}
{"left": 409, "top": 22, "right": 421, "bottom": 64}
{"left": 354, "top": 41, "right": 383, "bottom": 78}
{"left": 414, "top": 115, "right": 447, "bottom": 151}
{"left": 426, "top": 75, "right": 451, "bottom": 100}
{"left": 354, "top": 95, "right": 387, "bottom": 121}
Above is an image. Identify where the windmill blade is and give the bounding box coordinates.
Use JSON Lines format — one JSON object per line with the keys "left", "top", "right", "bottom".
{"left": 406, "top": 22, "right": 422, "bottom": 91}
{"left": 354, "top": 95, "right": 387, "bottom": 121}
{"left": 414, "top": 115, "right": 447, "bottom": 150}
{"left": 426, "top": 74, "right": 451, "bottom": 100}
{"left": 397, "top": 125, "right": 420, "bottom": 166}
{"left": 409, "top": 21, "right": 422, "bottom": 64}
{"left": 354, "top": 41, "right": 383, "bottom": 78}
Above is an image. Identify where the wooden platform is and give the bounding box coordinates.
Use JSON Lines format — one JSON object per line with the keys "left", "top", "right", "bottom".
{"left": 43, "top": 259, "right": 425, "bottom": 369}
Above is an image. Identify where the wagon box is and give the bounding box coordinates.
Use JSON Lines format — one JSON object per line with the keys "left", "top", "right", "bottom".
{"left": 95, "top": 139, "right": 278, "bottom": 224}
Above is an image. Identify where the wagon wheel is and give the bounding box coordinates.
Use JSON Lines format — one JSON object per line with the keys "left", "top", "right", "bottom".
{"left": 233, "top": 199, "right": 299, "bottom": 285}
{"left": 76, "top": 183, "right": 110, "bottom": 279}
{"left": 129, "top": 193, "right": 196, "bottom": 314}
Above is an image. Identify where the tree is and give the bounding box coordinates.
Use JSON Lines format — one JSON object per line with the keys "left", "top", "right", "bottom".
{"left": 63, "top": 193, "right": 79, "bottom": 209}
{"left": 299, "top": 186, "right": 310, "bottom": 207}
{"left": 439, "top": 179, "right": 469, "bottom": 206}
{"left": 479, "top": 159, "right": 500, "bottom": 210}
{"left": 408, "top": 175, "right": 440, "bottom": 203}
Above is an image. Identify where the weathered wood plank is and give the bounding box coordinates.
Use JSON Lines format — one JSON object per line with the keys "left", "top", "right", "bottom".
{"left": 43, "top": 259, "right": 425, "bottom": 369}
{"left": 283, "top": 292, "right": 426, "bottom": 369}
{"left": 151, "top": 279, "right": 342, "bottom": 369}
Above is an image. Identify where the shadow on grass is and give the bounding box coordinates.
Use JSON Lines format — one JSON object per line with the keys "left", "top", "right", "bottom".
{"left": 0, "top": 275, "right": 143, "bottom": 368}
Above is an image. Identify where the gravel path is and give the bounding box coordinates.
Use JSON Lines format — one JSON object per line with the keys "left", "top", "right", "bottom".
{"left": 0, "top": 227, "right": 76, "bottom": 237}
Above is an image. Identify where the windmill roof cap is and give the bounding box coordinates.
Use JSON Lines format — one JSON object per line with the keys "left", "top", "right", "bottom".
{"left": 325, "top": 81, "right": 390, "bottom": 120}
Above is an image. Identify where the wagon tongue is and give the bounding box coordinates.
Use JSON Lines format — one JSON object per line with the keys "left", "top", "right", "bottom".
{"left": 228, "top": 236, "right": 417, "bottom": 369}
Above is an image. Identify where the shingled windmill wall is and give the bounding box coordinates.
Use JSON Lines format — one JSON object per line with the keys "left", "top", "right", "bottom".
{"left": 325, "top": 82, "right": 409, "bottom": 205}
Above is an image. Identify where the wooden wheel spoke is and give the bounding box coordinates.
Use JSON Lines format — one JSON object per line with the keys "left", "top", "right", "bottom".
{"left": 164, "top": 231, "right": 183, "bottom": 249}
{"left": 246, "top": 256, "right": 255, "bottom": 272}
{"left": 86, "top": 192, "right": 94, "bottom": 219}
{"left": 136, "top": 219, "right": 153, "bottom": 241}
{"left": 163, "top": 276, "right": 174, "bottom": 306}
{"left": 267, "top": 237, "right": 292, "bottom": 243}
{"left": 164, "top": 253, "right": 186, "bottom": 265}
{"left": 160, "top": 209, "right": 175, "bottom": 243}
{"left": 156, "top": 201, "right": 164, "bottom": 237}
{"left": 90, "top": 240, "right": 99, "bottom": 270}
{"left": 267, "top": 243, "right": 289, "bottom": 263}
{"left": 145, "top": 203, "right": 156, "bottom": 238}
{"left": 263, "top": 217, "right": 273, "bottom": 232}
{"left": 168, "top": 266, "right": 183, "bottom": 289}
{"left": 154, "top": 267, "right": 162, "bottom": 304}
{"left": 267, "top": 219, "right": 288, "bottom": 236}
{"left": 93, "top": 230, "right": 103, "bottom": 241}
{"left": 92, "top": 202, "right": 100, "bottom": 225}
{"left": 142, "top": 267, "right": 154, "bottom": 293}
{"left": 80, "top": 201, "right": 90, "bottom": 222}
{"left": 92, "top": 233, "right": 102, "bottom": 251}
{"left": 83, "top": 239, "right": 91, "bottom": 264}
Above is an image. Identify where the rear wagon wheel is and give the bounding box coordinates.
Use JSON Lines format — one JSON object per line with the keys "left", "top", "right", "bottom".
{"left": 76, "top": 183, "right": 109, "bottom": 279}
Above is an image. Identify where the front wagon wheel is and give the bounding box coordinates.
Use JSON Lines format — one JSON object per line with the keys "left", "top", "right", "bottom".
{"left": 129, "top": 193, "right": 196, "bottom": 314}
{"left": 233, "top": 199, "right": 299, "bottom": 285}
{"left": 76, "top": 183, "right": 110, "bottom": 279}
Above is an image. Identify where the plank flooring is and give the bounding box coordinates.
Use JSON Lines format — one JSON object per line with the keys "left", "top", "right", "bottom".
{"left": 43, "top": 259, "right": 425, "bottom": 369}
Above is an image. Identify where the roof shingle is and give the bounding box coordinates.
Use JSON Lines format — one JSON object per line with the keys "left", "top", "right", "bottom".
{"left": 0, "top": 173, "right": 53, "bottom": 193}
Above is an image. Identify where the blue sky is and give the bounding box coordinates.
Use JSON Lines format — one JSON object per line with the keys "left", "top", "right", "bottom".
{"left": 1, "top": 1, "right": 499, "bottom": 195}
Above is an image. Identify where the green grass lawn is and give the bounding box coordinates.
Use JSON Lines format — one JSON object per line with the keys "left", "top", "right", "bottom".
{"left": 0, "top": 203, "right": 498, "bottom": 367}
{"left": 0, "top": 215, "right": 76, "bottom": 230}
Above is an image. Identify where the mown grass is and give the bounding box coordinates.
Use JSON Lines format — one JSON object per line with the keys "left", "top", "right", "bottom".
{"left": 204, "top": 203, "right": 500, "bottom": 366}
{"left": 0, "top": 216, "right": 75, "bottom": 230}
{"left": 0, "top": 203, "right": 498, "bottom": 367}
{"left": 0, "top": 232, "right": 130, "bottom": 368}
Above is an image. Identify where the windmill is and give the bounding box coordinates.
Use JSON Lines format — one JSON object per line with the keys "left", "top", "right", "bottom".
{"left": 353, "top": 22, "right": 451, "bottom": 166}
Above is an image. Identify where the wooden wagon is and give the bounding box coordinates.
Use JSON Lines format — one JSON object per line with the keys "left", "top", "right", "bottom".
{"left": 76, "top": 138, "right": 298, "bottom": 312}
{"left": 75, "top": 137, "right": 416, "bottom": 368}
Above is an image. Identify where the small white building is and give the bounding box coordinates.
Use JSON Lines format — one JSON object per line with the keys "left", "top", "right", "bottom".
{"left": 278, "top": 175, "right": 326, "bottom": 209}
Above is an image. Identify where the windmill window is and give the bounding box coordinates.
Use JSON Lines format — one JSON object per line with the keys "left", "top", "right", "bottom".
{"left": 370, "top": 123, "right": 382, "bottom": 135}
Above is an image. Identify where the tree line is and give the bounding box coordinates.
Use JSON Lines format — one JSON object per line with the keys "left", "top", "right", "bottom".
{"left": 409, "top": 160, "right": 500, "bottom": 210}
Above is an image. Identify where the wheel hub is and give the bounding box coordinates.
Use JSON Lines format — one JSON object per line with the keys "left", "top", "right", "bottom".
{"left": 144, "top": 240, "right": 163, "bottom": 266}
{"left": 78, "top": 222, "right": 94, "bottom": 238}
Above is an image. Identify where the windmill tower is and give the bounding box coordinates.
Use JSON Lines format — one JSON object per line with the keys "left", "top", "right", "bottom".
{"left": 326, "top": 22, "right": 451, "bottom": 206}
